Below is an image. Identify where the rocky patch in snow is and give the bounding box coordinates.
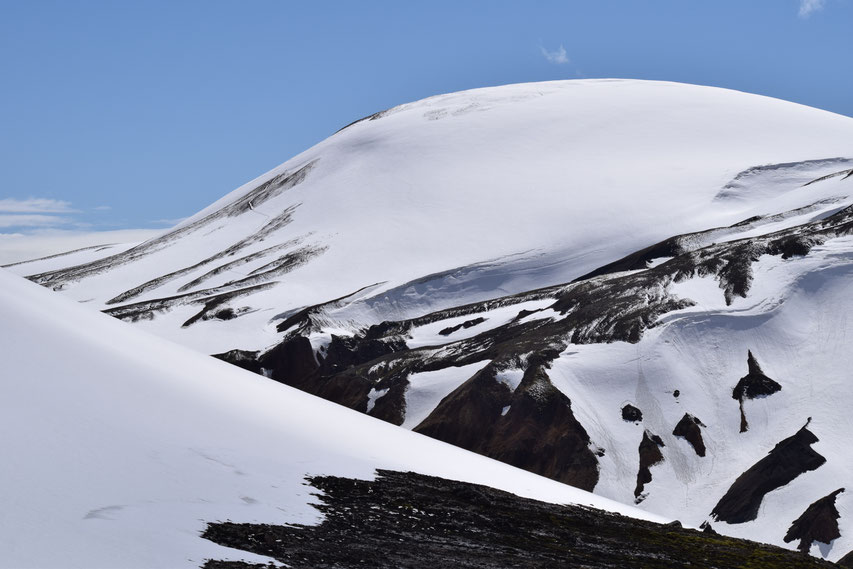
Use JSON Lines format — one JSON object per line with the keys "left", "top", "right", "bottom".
{"left": 784, "top": 488, "right": 845, "bottom": 554}
{"left": 621, "top": 403, "right": 643, "bottom": 423}
{"left": 711, "top": 423, "right": 826, "bottom": 524}
{"left": 672, "top": 413, "right": 707, "bottom": 457}
{"left": 732, "top": 351, "right": 782, "bottom": 433}
{"left": 202, "top": 470, "right": 835, "bottom": 569}
{"left": 634, "top": 431, "right": 665, "bottom": 502}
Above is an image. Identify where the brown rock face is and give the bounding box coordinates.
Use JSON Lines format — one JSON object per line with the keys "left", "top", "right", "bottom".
{"left": 732, "top": 351, "right": 782, "bottom": 400}
{"left": 483, "top": 364, "right": 600, "bottom": 492}
{"left": 672, "top": 413, "right": 706, "bottom": 457}
{"left": 784, "top": 488, "right": 845, "bottom": 553}
{"left": 413, "top": 363, "right": 513, "bottom": 452}
{"left": 415, "top": 362, "right": 599, "bottom": 492}
{"left": 634, "top": 431, "right": 665, "bottom": 501}
{"left": 711, "top": 423, "right": 826, "bottom": 524}
{"left": 732, "top": 351, "right": 782, "bottom": 433}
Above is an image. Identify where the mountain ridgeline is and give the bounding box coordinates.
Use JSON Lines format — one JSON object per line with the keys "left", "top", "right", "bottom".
{"left": 9, "top": 80, "right": 853, "bottom": 563}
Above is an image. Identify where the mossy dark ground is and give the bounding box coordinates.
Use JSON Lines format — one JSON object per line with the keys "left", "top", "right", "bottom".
{"left": 202, "top": 470, "right": 837, "bottom": 569}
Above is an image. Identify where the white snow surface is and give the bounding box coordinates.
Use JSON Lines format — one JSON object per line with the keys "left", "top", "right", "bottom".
{"left": 549, "top": 236, "right": 853, "bottom": 560}
{"left": 9, "top": 79, "right": 853, "bottom": 354}
{"left": 6, "top": 79, "right": 853, "bottom": 561}
{"left": 0, "top": 269, "right": 665, "bottom": 569}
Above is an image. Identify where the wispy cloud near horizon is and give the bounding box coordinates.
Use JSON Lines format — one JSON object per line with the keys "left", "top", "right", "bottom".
{"left": 0, "top": 214, "right": 72, "bottom": 229}
{"left": 540, "top": 44, "right": 569, "bottom": 65}
{"left": 0, "top": 198, "right": 78, "bottom": 214}
{"left": 799, "top": 0, "right": 825, "bottom": 18}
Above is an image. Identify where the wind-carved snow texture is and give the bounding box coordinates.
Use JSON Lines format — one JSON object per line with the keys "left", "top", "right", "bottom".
{"left": 716, "top": 157, "right": 853, "bottom": 201}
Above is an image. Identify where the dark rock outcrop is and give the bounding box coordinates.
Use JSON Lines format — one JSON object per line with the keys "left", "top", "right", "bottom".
{"left": 672, "top": 413, "right": 706, "bottom": 457}
{"left": 838, "top": 550, "right": 853, "bottom": 567}
{"left": 784, "top": 488, "right": 845, "bottom": 553}
{"left": 211, "top": 202, "right": 853, "bottom": 494}
{"left": 733, "top": 351, "right": 781, "bottom": 433}
{"left": 711, "top": 423, "right": 826, "bottom": 524}
{"left": 635, "top": 431, "right": 665, "bottom": 501}
{"left": 416, "top": 362, "right": 599, "bottom": 491}
{"left": 202, "top": 470, "right": 836, "bottom": 569}
{"left": 733, "top": 351, "right": 782, "bottom": 400}
{"left": 439, "top": 317, "right": 486, "bottom": 336}
{"left": 482, "top": 364, "right": 600, "bottom": 491}
{"left": 413, "top": 364, "right": 513, "bottom": 452}
{"left": 621, "top": 403, "right": 643, "bottom": 423}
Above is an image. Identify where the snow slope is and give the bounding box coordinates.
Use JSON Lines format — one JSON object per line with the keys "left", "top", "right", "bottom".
{"left": 7, "top": 79, "right": 853, "bottom": 561}
{"left": 0, "top": 268, "right": 664, "bottom": 569}
{"left": 10, "top": 79, "right": 853, "bottom": 355}
{"left": 550, "top": 234, "right": 853, "bottom": 558}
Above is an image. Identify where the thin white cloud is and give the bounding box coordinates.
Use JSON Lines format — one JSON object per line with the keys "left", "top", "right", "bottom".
{"left": 541, "top": 45, "right": 569, "bottom": 65}
{"left": 0, "top": 198, "right": 78, "bottom": 214}
{"left": 0, "top": 214, "right": 72, "bottom": 229}
{"left": 93, "top": 205, "right": 112, "bottom": 211}
{"left": 799, "top": 0, "right": 825, "bottom": 17}
{"left": 152, "top": 217, "right": 187, "bottom": 226}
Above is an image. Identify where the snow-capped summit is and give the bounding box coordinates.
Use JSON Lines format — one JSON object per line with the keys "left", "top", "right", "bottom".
{"left": 11, "top": 79, "right": 853, "bottom": 352}
{"left": 8, "top": 79, "right": 853, "bottom": 562}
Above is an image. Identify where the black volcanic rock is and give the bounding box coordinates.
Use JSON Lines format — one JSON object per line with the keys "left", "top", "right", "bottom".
{"left": 213, "top": 349, "right": 262, "bottom": 375}
{"left": 416, "top": 362, "right": 599, "bottom": 491}
{"left": 672, "top": 413, "right": 706, "bottom": 457}
{"left": 210, "top": 203, "right": 853, "bottom": 497}
{"left": 439, "top": 317, "right": 486, "bottom": 336}
{"left": 635, "top": 431, "right": 665, "bottom": 501}
{"left": 711, "top": 423, "right": 826, "bottom": 524}
{"left": 732, "top": 351, "right": 782, "bottom": 400}
{"left": 202, "top": 470, "right": 836, "bottom": 569}
{"left": 733, "top": 351, "right": 781, "bottom": 433}
{"left": 621, "top": 403, "right": 643, "bottom": 423}
{"left": 784, "top": 488, "right": 845, "bottom": 553}
{"left": 483, "top": 364, "right": 600, "bottom": 491}
{"left": 414, "top": 363, "right": 513, "bottom": 453}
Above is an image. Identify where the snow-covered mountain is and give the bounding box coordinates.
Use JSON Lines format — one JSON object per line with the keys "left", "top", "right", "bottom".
{"left": 0, "top": 268, "right": 668, "bottom": 568}
{"left": 8, "top": 78, "right": 853, "bottom": 562}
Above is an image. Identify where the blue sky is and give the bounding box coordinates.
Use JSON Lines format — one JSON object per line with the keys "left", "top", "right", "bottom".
{"left": 1, "top": 0, "right": 852, "bottom": 237}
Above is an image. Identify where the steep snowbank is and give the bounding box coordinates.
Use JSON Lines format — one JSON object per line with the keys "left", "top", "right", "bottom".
{"left": 0, "top": 269, "right": 663, "bottom": 568}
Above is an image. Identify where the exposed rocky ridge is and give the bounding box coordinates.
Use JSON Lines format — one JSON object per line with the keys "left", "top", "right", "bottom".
{"left": 202, "top": 470, "right": 837, "bottom": 569}
{"left": 711, "top": 423, "right": 827, "bottom": 524}
{"left": 216, "top": 200, "right": 853, "bottom": 499}
{"left": 101, "top": 244, "right": 327, "bottom": 323}
{"left": 785, "top": 488, "right": 845, "bottom": 553}
{"left": 27, "top": 161, "right": 316, "bottom": 290}
{"left": 420, "top": 362, "right": 599, "bottom": 490}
